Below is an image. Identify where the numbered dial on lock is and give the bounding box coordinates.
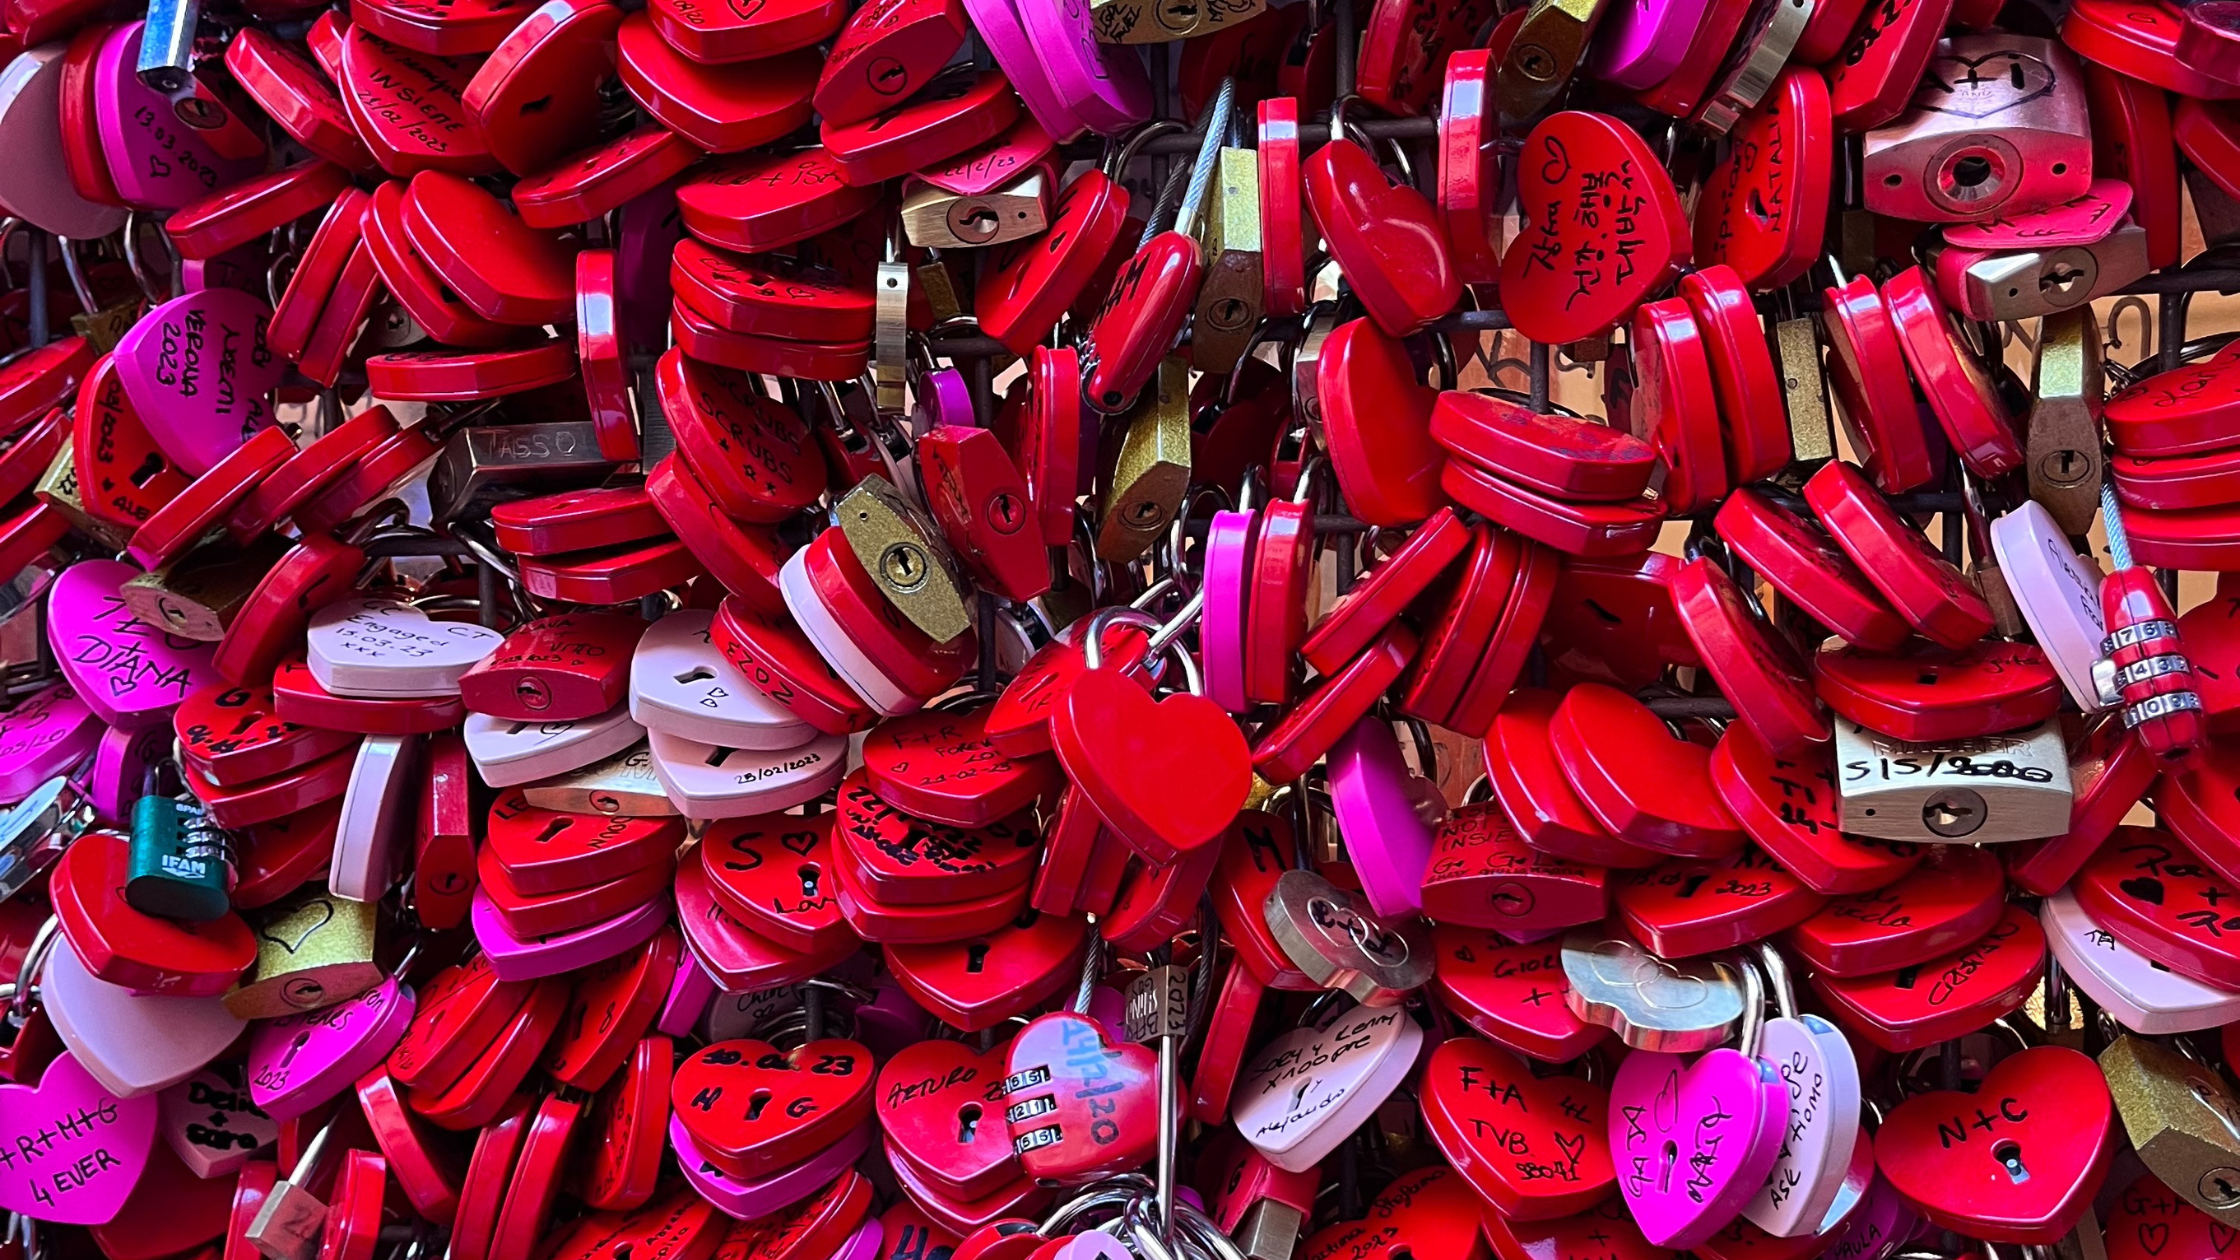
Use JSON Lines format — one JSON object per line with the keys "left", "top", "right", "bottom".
{"left": 1833, "top": 718, "right": 2073, "bottom": 842}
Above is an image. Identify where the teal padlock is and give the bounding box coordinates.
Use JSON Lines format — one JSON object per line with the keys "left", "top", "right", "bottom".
{"left": 126, "top": 770, "right": 235, "bottom": 922}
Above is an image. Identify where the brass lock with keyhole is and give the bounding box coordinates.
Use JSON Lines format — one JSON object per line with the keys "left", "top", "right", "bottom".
{"left": 1775, "top": 315, "right": 1835, "bottom": 467}
{"left": 2102, "top": 1034, "right": 2240, "bottom": 1224}
{"left": 2026, "top": 307, "right": 2107, "bottom": 537}
{"left": 837, "top": 474, "right": 975, "bottom": 643}
{"left": 1089, "top": 0, "right": 1264, "bottom": 41}
{"left": 1833, "top": 718, "right": 2073, "bottom": 843}
{"left": 522, "top": 743, "right": 679, "bottom": 816}
{"left": 33, "top": 442, "right": 133, "bottom": 551}
{"left": 1497, "top": 0, "right": 1608, "bottom": 124}
{"left": 1193, "top": 148, "right": 1265, "bottom": 377}
{"left": 120, "top": 533, "right": 294, "bottom": 642}
{"left": 1096, "top": 357, "right": 1193, "bottom": 563}
{"left": 900, "top": 167, "right": 1053, "bottom": 251}
{"left": 223, "top": 889, "right": 382, "bottom": 1020}
{"left": 1948, "top": 223, "right": 2151, "bottom": 323}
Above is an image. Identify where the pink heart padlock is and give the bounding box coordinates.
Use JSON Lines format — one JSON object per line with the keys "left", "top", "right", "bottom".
{"left": 48, "top": 559, "right": 222, "bottom": 730}
{"left": 247, "top": 976, "right": 417, "bottom": 1120}
{"left": 670, "top": 1113, "right": 873, "bottom": 1220}
{"left": 110, "top": 287, "right": 284, "bottom": 477}
{"left": 472, "top": 886, "right": 671, "bottom": 981}
{"left": 0, "top": 1050, "right": 158, "bottom": 1224}
{"left": 1609, "top": 1043, "right": 1788, "bottom": 1248}
{"left": 0, "top": 682, "right": 100, "bottom": 803}
{"left": 91, "top": 23, "right": 262, "bottom": 211}
{"left": 1328, "top": 716, "right": 1435, "bottom": 919}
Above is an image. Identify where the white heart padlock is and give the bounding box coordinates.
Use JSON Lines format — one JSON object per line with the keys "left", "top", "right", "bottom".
{"left": 1988, "top": 500, "right": 2108, "bottom": 712}
{"left": 43, "top": 932, "right": 245, "bottom": 1098}
{"left": 0, "top": 46, "right": 126, "bottom": 238}
{"left": 330, "top": 733, "right": 421, "bottom": 903}
{"left": 628, "top": 609, "right": 814, "bottom": 749}
{"left": 777, "top": 549, "right": 915, "bottom": 717}
{"left": 464, "top": 703, "right": 644, "bottom": 788}
{"left": 2043, "top": 886, "right": 2240, "bottom": 1034}
{"left": 1742, "top": 946, "right": 1863, "bottom": 1238}
{"left": 306, "top": 599, "right": 506, "bottom": 698}
{"left": 645, "top": 726, "right": 848, "bottom": 818}
{"left": 1232, "top": 1000, "right": 1424, "bottom": 1173}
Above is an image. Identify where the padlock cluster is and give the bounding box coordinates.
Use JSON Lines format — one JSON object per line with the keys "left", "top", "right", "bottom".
{"left": 12, "top": 0, "right": 2240, "bottom": 1256}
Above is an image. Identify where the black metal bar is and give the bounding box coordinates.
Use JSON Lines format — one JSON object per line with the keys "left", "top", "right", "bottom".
{"left": 1334, "top": 0, "right": 1356, "bottom": 102}
{"left": 1134, "top": 117, "right": 1438, "bottom": 156}
{"left": 1528, "top": 342, "right": 1550, "bottom": 413}
{"left": 24, "top": 230, "right": 47, "bottom": 350}
{"left": 1645, "top": 696, "right": 1738, "bottom": 720}
{"left": 923, "top": 307, "right": 1511, "bottom": 362}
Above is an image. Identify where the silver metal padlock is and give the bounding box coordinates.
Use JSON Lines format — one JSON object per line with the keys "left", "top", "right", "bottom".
{"left": 1263, "top": 869, "right": 1432, "bottom": 1006}
{"left": 244, "top": 1123, "right": 335, "bottom": 1260}
{"left": 426, "top": 423, "right": 614, "bottom": 523}
{"left": 136, "top": 0, "right": 201, "bottom": 96}
{"left": 1949, "top": 223, "right": 2152, "bottom": 322}
{"left": 1833, "top": 717, "right": 2073, "bottom": 843}
{"left": 1233, "top": 1200, "right": 1307, "bottom": 1260}
{"left": 899, "top": 168, "right": 1052, "bottom": 251}
{"left": 0, "top": 778, "right": 92, "bottom": 904}
{"left": 1560, "top": 927, "right": 1745, "bottom": 1052}
{"left": 1861, "top": 35, "right": 2092, "bottom": 223}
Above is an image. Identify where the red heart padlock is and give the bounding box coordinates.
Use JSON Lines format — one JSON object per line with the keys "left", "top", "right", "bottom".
{"left": 914, "top": 427, "right": 1047, "bottom": 602}
{"left": 1786, "top": 845, "right": 2006, "bottom": 976}
{"left": 490, "top": 488, "right": 668, "bottom": 558}
{"left": 1050, "top": 665, "right": 1250, "bottom": 865}
{"left": 1875, "top": 1045, "right": 2115, "bottom": 1243}
{"left": 1421, "top": 802, "right": 1608, "bottom": 934}
{"left": 388, "top": 953, "right": 536, "bottom": 1096}
{"left": 540, "top": 929, "right": 680, "bottom": 1093}
{"left": 1550, "top": 683, "right": 1746, "bottom": 858}
{"left": 979, "top": 170, "right": 1131, "bottom": 356}
{"left": 697, "top": 814, "right": 853, "bottom": 954}
{"left": 670, "top": 1038, "right": 875, "bottom": 1179}
{"left": 1714, "top": 488, "right": 1912, "bottom": 653}
{"left": 1317, "top": 316, "right": 1449, "bottom": 525}
{"left": 1419, "top": 1036, "right": 1615, "bottom": 1221}
{"left": 614, "top": 12, "right": 818, "bottom": 153}
{"left": 1430, "top": 926, "right": 1611, "bottom": 1063}
{"left": 175, "top": 683, "right": 358, "bottom": 787}
{"left": 1614, "top": 845, "right": 1830, "bottom": 957}
{"left": 860, "top": 707, "right": 1061, "bottom": 830}
{"left": 458, "top": 614, "right": 645, "bottom": 722}
{"left": 1486, "top": 689, "right": 1665, "bottom": 869}
{"left": 1822, "top": 275, "right": 1940, "bottom": 493}
{"left": 1810, "top": 903, "right": 2045, "bottom": 1051}
{"left": 1002, "top": 1011, "right": 1161, "bottom": 1184}
{"left": 2102, "top": 1175, "right": 2227, "bottom": 1260}
{"left": 885, "top": 910, "right": 1088, "bottom": 1032}
{"left": 409, "top": 979, "right": 570, "bottom": 1131}
{"left": 1669, "top": 558, "right": 1830, "bottom": 758}
{"left": 49, "top": 832, "right": 256, "bottom": 996}
{"left": 1813, "top": 640, "right": 2063, "bottom": 743}
{"left": 813, "top": 0, "right": 967, "bottom": 125}
{"left": 820, "top": 69, "right": 1019, "bottom": 187}
{"left": 677, "top": 860, "right": 861, "bottom": 991}
{"left": 575, "top": 1036, "right": 669, "bottom": 1212}
{"left": 833, "top": 769, "right": 1041, "bottom": 906}
{"left": 876, "top": 1038, "right": 1020, "bottom": 1200}
{"left": 1693, "top": 69, "right": 1832, "bottom": 290}
{"left": 1304, "top": 136, "right": 1460, "bottom": 338}
{"left": 1500, "top": 112, "right": 1689, "bottom": 345}
{"left": 2074, "top": 826, "right": 2240, "bottom": 990}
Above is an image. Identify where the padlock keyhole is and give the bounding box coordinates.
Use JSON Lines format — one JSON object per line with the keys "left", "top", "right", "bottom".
{"left": 130, "top": 452, "right": 168, "bottom": 487}
{"left": 965, "top": 942, "right": 991, "bottom": 973}
{"left": 705, "top": 745, "right": 737, "bottom": 768}
{"left": 745, "top": 1090, "right": 773, "bottom": 1121}
{"left": 1658, "top": 1140, "right": 1677, "bottom": 1195}
{"left": 957, "top": 1103, "right": 981, "bottom": 1144}
{"left": 1993, "top": 1140, "right": 2029, "bottom": 1183}
{"left": 675, "top": 666, "right": 715, "bottom": 686}
{"left": 536, "top": 818, "right": 568, "bottom": 845}
{"left": 1951, "top": 156, "right": 1994, "bottom": 189}
{"left": 797, "top": 864, "right": 821, "bottom": 900}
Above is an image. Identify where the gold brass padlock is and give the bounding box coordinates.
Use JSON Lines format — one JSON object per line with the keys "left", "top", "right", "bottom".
{"left": 1954, "top": 222, "right": 2153, "bottom": 324}
{"left": 1834, "top": 718, "right": 2072, "bottom": 843}
{"left": 1497, "top": 0, "right": 1607, "bottom": 124}
{"left": 223, "top": 890, "right": 381, "bottom": 1020}
{"left": 1776, "top": 316, "right": 1836, "bottom": 466}
{"left": 915, "top": 253, "right": 966, "bottom": 326}
{"left": 1193, "top": 148, "right": 1264, "bottom": 377}
{"left": 71, "top": 302, "right": 141, "bottom": 354}
{"left": 2026, "top": 307, "right": 2106, "bottom": 537}
{"left": 1090, "top": 0, "right": 1263, "bottom": 41}
{"left": 1097, "top": 357, "right": 1192, "bottom": 563}
{"left": 33, "top": 443, "right": 133, "bottom": 552}
{"left": 120, "top": 533, "right": 294, "bottom": 642}
{"left": 2101, "top": 1034, "right": 2240, "bottom": 1224}
{"left": 837, "top": 474, "right": 975, "bottom": 643}
{"left": 522, "top": 742, "right": 679, "bottom": 816}
{"left": 900, "top": 168, "right": 1053, "bottom": 251}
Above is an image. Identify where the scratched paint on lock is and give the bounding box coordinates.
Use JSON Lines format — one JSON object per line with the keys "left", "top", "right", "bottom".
{"left": 0, "top": 1051, "right": 156, "bottom": 1224}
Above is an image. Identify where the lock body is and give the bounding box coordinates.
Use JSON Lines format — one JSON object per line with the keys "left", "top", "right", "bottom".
{"left": 1861, "top": 35, "right": 2093, "bottom": 223}
{"left": 126, "top": 794, "right": 235, "bottom": 922}
{"left": 2102, "top": 1034, "right": 2240, "bottom": 1223}
{"left": 1834, "top": 718, "right": 2073, "bottom": 843}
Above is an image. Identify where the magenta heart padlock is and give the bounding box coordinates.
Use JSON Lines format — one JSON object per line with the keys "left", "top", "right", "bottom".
{"left": 0, "top": 1051, "right": 157, "bottom": 1225}
{"left": 92, "top": 23, "right": 263, "bottom": 210}
{"left": 1327, "top": 715, "right": 1435, "bottom": 919}
{"left": 0, "top": 683, "right": 101, "bottom": 803}
{"left": 247, "top": 976, "right": 417, "bottom": 1121}
{"left": 48, "top": 559, "right": 222, "bottom": 730}
{"left": 111, "top": 287, "right": 284, "bottom": 477}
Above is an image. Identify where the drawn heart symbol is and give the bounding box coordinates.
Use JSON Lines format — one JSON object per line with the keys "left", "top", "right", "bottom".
{"left": 157, "top": 1063, "right": 277, "bottom": 1178}
{"left": 1875, "top": 1045, "right": 2115, "bottom": 1243}
{"left": 48, "top": 560, "right": 220, "bottom": 730}
{"left": 883, "top": 910, "right": 1088, "bottom": 1032}
{"left": 1050, "top": 668, "right": 1250, "bottom": 862}
{"left": 110, "top": 287, "right": 284, "bottom": 477}
{"left": 668, "top": 1038, "right": 874, "bottom": 1179}
{"left": 1608, "top": 1044, "right": 1787, "bottom": 1249}
{"left": 245, "top": 976, "right": 415, "bottom": 1121}
{"left": 0, "top": 1051, "right": 156, "bottom": 1223}
{"left": 1303, "top": 138, "right": 1460, "bottom": 337}
{"left": 2074, "top": 828, "right": 2240, "bottom": 991}
{"left": 306, "top": 599, "right": 507, "bottom": 698}
{"left": 259, "top": 899, "right": 334, "bottom": 955}
{"left": 2104, "top": 1173, "right": 2233, "bottom": 1260}
{"left": 1002, "top": 1011, "right": 1161, "bottom": 1183}
{"left": 1234, "top": 1003, "right": 1423, "bottom": 1174}
{"left": 1499, "top": 111, "right": 1689, "bottom": 346}
{"left": 1918, "top": 48, "right": 2056, "bottom": 118}
{"left": 1419, "top": 1036, "right": 1615, "bottom": 1221}
{"left": 873, "top": 1038, "right": 1019, "bottom": 1200}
